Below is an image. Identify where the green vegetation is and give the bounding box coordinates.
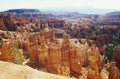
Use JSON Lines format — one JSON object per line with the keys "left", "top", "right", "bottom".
{"left": 55, "top": 33, "right": 63, "bottom": 38}
{"left": 104, "top": 32, "right": 120, "bottom": 63}
{"left": 114, "top": 32, "right": 120, "bottom": 46}
{"left": 12, "top": 41, "right": 25, "bottom": 65}
{"left": 104, "top": 44, "right": 115, "bottom": 63}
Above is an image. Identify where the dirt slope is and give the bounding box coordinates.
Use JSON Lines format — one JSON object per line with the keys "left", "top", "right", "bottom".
{"left": 0, "top": 61, "right": 75, "bottom": 79}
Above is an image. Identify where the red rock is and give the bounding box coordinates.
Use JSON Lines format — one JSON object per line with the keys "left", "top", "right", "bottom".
{"left": 112, "top": 47, "right": 120, "bottom": 70}
{"left": 109, "top": 63, "right": 120, "bottom": 79}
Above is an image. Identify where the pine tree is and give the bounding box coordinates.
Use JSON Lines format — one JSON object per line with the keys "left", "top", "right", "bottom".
{"left": 12, "top": 41, "right": 25, "bottom": 65}
{"left": 104, "top": 44, "right": 115, "bottom": 63}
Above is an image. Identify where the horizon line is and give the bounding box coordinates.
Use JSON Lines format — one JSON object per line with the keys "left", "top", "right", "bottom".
{"left": 0, "top": 8, "right": 120, "bottom": 14}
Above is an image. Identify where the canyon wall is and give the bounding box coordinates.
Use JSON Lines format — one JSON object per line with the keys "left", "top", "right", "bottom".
{"left": 0, "top": 30, "right": 104, "bottom": 78}
{"left": 0, "top": 13, "right": 65, "bottom": 31}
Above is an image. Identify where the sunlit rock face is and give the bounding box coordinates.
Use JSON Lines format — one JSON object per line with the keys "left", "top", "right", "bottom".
{"left": 0, "top": 30, "right": 107, "bottom": 78}
{"left": 0, "top": 41, "right": 14, "bottom": 61}
{"left": 0, "top": 13, "right": 65, "bottom": 32}
{"left": 87, "top": 55, "right": 102, "bottom": 79}
{"left": 24, "top": 33, "right": 103, "bottom": 77}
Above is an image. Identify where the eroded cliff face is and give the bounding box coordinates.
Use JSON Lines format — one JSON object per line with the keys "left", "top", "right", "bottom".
{"left": 1, "top": 13, "right": 119, "bottom": 46}
{"left": 0, "top": 30, "right": 119, "bottom": 79}
{"left": 112, "top": 47, "right": 120, "bottom": 70}
{"left": 109, "top": 63, "right": 120, "bottom": 79}
{"left": 0, "top": 13, "right": 65, "bottom": 32}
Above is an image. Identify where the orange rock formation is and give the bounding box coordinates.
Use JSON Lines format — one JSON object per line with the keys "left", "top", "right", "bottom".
{"left": 0, "top": 30, "right": 103, "bottom": 78}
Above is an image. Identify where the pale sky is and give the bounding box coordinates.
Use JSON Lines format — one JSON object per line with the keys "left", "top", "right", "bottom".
{"left": 0, "top": 0, "right": 120, "bottom": 13}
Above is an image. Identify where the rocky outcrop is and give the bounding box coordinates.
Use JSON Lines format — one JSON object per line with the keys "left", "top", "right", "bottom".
{"left": 112, "top": 47, "right": 120, "bottom": 70}
{"left": 87, "top": 55, "right": 102, "bottom": 79}
{"left": 1, "top": 11, "right": 120, "bottom": 46}
{"left": 109, "top": 62, "right": 120, "bottom": 79}
{"left": 0, "top": 41, "right": 14, "bottom": 61}
{"left": 0, "top": 31, "right": 104, "bottom": 78}
{"left": 0, "top": 13, "right": 65, "bottom": 32}
{"left": 0, "top": 16, "right": 6, "bottom": 30}
{"left": 26, "top": 33, "right": 102, "bottom": 78}
{"left": 57, "top": 62, "right": 70, "bottom": 77}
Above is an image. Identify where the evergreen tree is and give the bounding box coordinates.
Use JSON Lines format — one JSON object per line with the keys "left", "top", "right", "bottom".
{"left": 104, "top": 44, "right": 115, "bottom": 63}
{"left": 12, "top": 41, "right": 25, "bottom": 65}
